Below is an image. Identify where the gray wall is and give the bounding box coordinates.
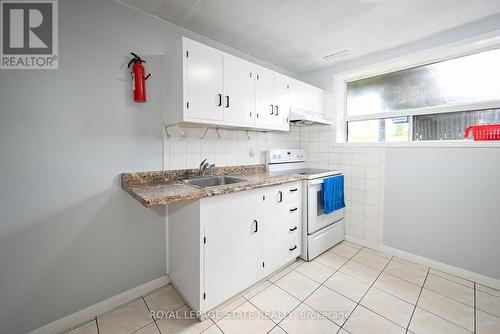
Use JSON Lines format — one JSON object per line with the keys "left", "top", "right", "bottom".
{"left": 384, "top": 148, "right": 500, "bottom": 279}
{"left": 0, "top": 1, "right": 295, "bottom": 333}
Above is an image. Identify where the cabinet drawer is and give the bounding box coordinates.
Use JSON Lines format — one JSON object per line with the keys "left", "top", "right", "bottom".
{"left": 272, "top": 182, "right": 302, "bottom": 205}
{"left": 283, "top": 204, "right": 301, "bottom": 221}
{"left": 284, "top": 237, "right": 301, "bottom": 262}
{"left": 286, "top": 221, "right": 300, "bottom": 239}
{"left": 283, "top": 183, "right": 301, "bottom": 204}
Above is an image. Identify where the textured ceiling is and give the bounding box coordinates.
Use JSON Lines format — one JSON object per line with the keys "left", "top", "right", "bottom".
{"left": 119, "top": 0, "right": 500, "bottom": 74}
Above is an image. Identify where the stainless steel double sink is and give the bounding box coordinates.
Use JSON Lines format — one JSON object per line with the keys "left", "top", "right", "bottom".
{"left": 183, "top": 175, "right": 247, "bottom": 189}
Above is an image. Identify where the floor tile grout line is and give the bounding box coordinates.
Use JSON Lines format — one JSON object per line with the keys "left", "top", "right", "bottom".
{"left": 213, "top": 321, "right": 225, "bottom": 334}
{"left": 315, "top": 246, "right": 370, "bottom": 330}
{"left": 405, "top": 266, "right": 430, "bottom": 333}
{"left": 475, "top": 286, "right": 500, "bottom": 299}
{"left": 422, "top": 285, "right": 475, "bottom": 308}
{"left": 430, "top": 271, "right": 475, "bottom": 289}
{"left": 337, "top": 255, "right": 404, "bottom": 332}
{"left": 387, "top": 256, "right": 429, "bottom": 273}
{"left": 245, "top": 298, "right": 287, "bottom": 332}
{"left": 368, "top": 282, "right": 418, "bottom": 306}
{"left": 141, "top": 296, "right": 163, "bottom": 334}
{"left": 406, "top": 275, "right": 477, "bottom": 333}
{"left": 357, "top": 246, "right": 393, "bottom": 260}
{"left": 382, "top": 263, "right": 429, "bottom": 287}
{"left": 269, "top": 246, "right": 366, "bottom": 330}
{"left": 474, "top": 282, "right": 477, "bottom": 334}
{"left": 474, "top": 306, "right": 500, "bottom": 320}
{"left": 427, "top": 271, "right": 476, "bottom": 289}
{"left": 412, "top": 305, "right": 475, "bottom": 333}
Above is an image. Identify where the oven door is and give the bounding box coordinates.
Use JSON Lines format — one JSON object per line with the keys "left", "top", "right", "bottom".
{"left": 307, "top": 177, "right": 345, "bottom": 235}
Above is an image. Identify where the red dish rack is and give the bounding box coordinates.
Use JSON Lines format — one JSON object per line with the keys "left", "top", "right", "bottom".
{"left": 464, "top": 124, "right": 500, "bottom": 141}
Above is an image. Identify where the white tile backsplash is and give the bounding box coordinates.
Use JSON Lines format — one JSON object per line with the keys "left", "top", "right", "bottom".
{"left": 163, "top": 126, "right": 301, "bottom": 169}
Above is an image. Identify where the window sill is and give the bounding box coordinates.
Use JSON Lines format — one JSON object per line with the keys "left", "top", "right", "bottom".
{"left": 335, "top": 141, "right": 500, "bottom": 148}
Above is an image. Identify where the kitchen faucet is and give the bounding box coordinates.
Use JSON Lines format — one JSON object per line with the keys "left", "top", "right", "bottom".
{"left": 198, "top": 159, "right": 215, "bottom": 176}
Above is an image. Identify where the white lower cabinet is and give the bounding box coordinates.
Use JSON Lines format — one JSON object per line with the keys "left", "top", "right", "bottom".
{"left": 168, "top": 182, "right": 302, "bottom": 314}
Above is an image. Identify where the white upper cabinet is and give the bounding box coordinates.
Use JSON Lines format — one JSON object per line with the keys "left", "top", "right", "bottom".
{"left": 223, "top": 55, "right": 255, "bottom": 128}
{"left": 255, "top": 69, "right": 291, "bottom": 131}
{"left": 290, "top": 79, "right": 324, "bottom": 114}
{"left": 254, "top": 66, "right": 276, "bottom": 129}
{"left": 165, "top": 37, "right": 323, "bottom": 131}
{"left": 273, "top": 74, "right": 291, "bottom": 131}
{"left": 184, "top": 39, "right": 224, "bottom": 122}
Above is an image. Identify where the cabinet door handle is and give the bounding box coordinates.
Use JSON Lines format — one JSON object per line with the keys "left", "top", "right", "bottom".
{"left": 269, "top": 105, "right": 274, "bottom": 115}
{"left": 290, "top": 188, "right": 298, "bottom": 192}
{"left": 289, "top": 226, "right": 298, "bottom": 232}
{"left": 275, "top": 105, "right": 279, "bottom": 116}
{"left": 217, "top": 94, "right": 222, "bottom": 106}
{"left": 278, "top": 191, "right": 283, "bottom": 203}
{"left": 290, "top": 207, "right": 298, "bottom": 212}
{"left": 289, "top": 245, "right": 297, "bottom": 251}
{"left": 225, "top": 95, "right": 230, "bottom": 108}
{"left": 253, "top": 220, "right": 258, "bottom": 233}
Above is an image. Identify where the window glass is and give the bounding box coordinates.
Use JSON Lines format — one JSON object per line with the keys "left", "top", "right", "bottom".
{"left": 346, "top": 48, "right": 500, "bottom": 117}
{"left": 348, "top": 117, "right": 409, "bottom": 143}
{"left": 414, "top": 109, "right": 500, "bottom": 141}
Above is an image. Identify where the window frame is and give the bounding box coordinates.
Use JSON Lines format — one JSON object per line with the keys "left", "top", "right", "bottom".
{"left": 334, "top": 30, "right": 500, "bottom": 146}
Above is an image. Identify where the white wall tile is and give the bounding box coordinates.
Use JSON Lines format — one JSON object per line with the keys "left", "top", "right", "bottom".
{"left": 163, "top": 125, "right": 301, "bottom": 169}
{"left": 298, "top": 96, "right": 386, "bottom": 245}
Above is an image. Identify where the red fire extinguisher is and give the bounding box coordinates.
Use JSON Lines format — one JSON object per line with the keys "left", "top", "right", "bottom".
{"left": 127, "top": 53, "right": 151, "bottom": 103}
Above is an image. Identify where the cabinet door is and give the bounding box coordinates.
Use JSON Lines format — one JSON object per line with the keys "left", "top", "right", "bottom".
{"left": 223, "top": 55, "right": 255, "bottom": 127}
{"left": 184, "top": 39, "right": 224, "bottom": 121}
{"left": 262, "top": 186, "right": 287, "bottom": 276}
{"left": 254, "top": 66, "right": 275, "bottom": 129}
{"left": 273, "top": 74, "right": 291, "bottom": 131}
{"left": 289, "top": 79, "right": 324, "bottom": 114}
{"left": 202, "top": 191, "right": 263, "bottom": 311}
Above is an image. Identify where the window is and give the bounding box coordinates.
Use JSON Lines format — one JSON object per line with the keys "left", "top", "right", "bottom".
{"left": 344, "top": 47, "right": 500, "bottom": 143}
{"left": 348, "top": 117, "right": 409, "bottom": 143}
{"left": 413, "top": 108, "right": 500, "bottom": 141}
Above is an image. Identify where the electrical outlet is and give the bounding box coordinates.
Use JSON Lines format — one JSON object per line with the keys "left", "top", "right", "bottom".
{"left": 248, "top": 147, "right": 255, "bottom": 157}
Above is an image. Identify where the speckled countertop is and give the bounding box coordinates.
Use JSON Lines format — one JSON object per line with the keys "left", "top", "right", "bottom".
{"left": 121, "top": 164, "right": 307, "bottom": 207}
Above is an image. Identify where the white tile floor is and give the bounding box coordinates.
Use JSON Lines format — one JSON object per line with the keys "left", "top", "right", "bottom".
{"left": 63, "top": 241, "right": 500, "bottom": 334}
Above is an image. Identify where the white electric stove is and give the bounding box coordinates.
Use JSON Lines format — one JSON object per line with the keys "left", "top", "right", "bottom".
{"left": 266, "top": 149, "right": 345, "bottom": 261}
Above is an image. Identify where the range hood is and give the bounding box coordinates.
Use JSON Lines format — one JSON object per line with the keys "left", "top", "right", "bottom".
{"left": 289, "top": 108, "right": 332, "bottom": 125}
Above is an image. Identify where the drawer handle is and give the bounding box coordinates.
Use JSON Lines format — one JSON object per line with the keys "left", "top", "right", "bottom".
{"left": 269, "top": 104, "right": 274, "bottom": 115}
{"left": 225, "top": 95, "right": 230, "bottom": 108}
{"left": 278, "top": 190, "right": 283, "bottom": 203}
{"left": 290, "top": 188, "right": 298, "bottom": 192}
{"left": 217, "top": 93, "right": 222, "bottom": 106}
{"left": 289, "top": 245, "right": 297, "bottom": 251}
{"left": 290, "top": 207, "right": 298, "bottom": 212}
{"left": 289, "top": 226, "right": 298, "bottom": 232}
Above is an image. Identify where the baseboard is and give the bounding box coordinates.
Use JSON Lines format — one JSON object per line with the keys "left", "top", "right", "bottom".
{"left": 345, "top": 236, "right": 500, "bottom": 291}
{"left": 29, "top": 275, "right": 171, "bottom": 334}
